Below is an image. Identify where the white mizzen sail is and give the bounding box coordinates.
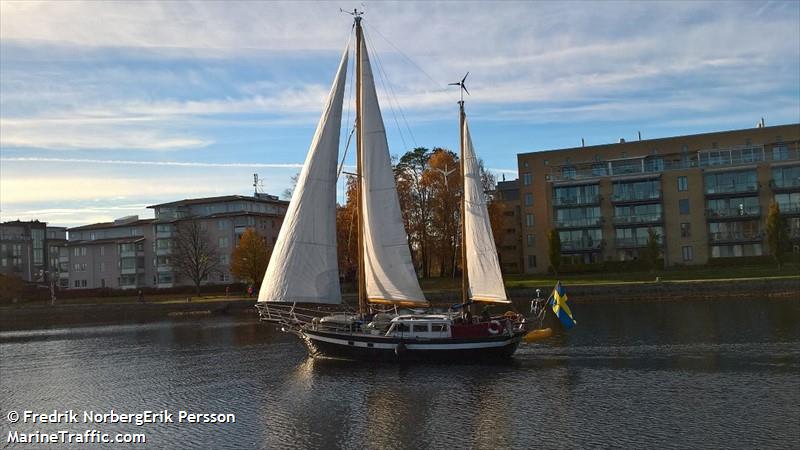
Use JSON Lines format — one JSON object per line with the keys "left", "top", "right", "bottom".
{"left": 462, "top": 116, "right": 509, "bottom": 304}
{"left": 359, "top": 39, "right": 427, "bottom": 305}
{"left": 258, "top": 48, "right": 348, "bottom": 304}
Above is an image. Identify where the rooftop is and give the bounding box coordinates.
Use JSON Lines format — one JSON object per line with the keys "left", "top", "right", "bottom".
{"left": 519, "top": 123, "right": 800, "bottom": 157}
{"left": 148, "top": 194, "right": 288, "bottom": 209}
{"left": 68, "top": 218, "right": 155, "bottom": 232}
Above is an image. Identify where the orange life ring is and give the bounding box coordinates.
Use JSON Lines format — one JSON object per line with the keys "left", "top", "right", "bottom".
{"left": 488, "top": 320, "right": 502, "bottom": 335}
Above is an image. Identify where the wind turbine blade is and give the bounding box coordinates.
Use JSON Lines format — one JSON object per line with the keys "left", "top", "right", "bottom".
{"left": 463, "top": 85, "right": 470, "bottom": 96}
{"left": 462, "top": 72, "right": 469, "bottom": 83}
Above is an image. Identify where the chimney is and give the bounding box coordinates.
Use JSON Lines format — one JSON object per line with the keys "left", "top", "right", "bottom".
{"left": 581, "top": 138, "right": 585, "bottom": 147}
{"left": 619, "top": 138, "right": 626, "bottom": 144}
{"left": 638, "top": 131, "right": 642, "bottom": 141}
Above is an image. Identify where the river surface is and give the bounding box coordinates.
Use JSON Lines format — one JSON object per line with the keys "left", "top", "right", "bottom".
{"left": 1, "top": 298, "right": 799, "bottom": 449}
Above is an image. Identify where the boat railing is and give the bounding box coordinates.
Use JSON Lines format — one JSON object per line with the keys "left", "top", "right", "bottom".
{"left": 255, "top": 303, "right": 355, "bottom": 330}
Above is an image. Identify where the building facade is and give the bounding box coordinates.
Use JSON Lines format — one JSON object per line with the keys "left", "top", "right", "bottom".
{"left": 147, "top": 194, "right": 289, "bottom": 288}
{"left": 0, "top": 220, "right": 66, "bottom": 283}
{"left": 64, "top": 194, "right": 289, "bottom": 290}
{"left": 516, "top": 123, "right": 800, "bottom": 273}
{"left": 494, "top": 180, "right": 524, "bottom": 273}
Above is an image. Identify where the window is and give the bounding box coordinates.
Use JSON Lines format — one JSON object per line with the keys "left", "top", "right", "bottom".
{"left": 220, "top": 273, "right": 230, "bottom": 282}
{"left": 772, "top": 146, "right": 789, "bottom": 161}
{"left": 395, "top": 323, "right": 409, "bottom": 333}
{"left": 527, "top": 234, "right": 535, "bottom": 247}
{"left": 100, "top": 262, "right": 105, "bottom": 273}
{"left": 679, "top": 199, "right": 690, "bottom": 215}
{"left": 220, "top": 254, "right": 229, "bottom": 264}
{"left": 677, "top": 176, "right": 688, "bottom": 192}
{"left": 217, "top": 220, "right": 230, "bottom": 230}
{"left": 528, "top": 255, "right": 537, "bottom": 268}
{"left": 561, "top": 166, "right": 576, "bottom": 179}
{"left": 680, "top": 222, "right": 691, "bottom": 238}
{"left": 523, "top": 172, "right": 532, "bottom": 186}
{"left": 81, "top": 280, "right": 87, "bottom": 288}
{"left": 526, "top": 214, "right": 534, "bottom": 227}
{"left": 218, "top": 237, "right": 229, "bottom": 249}
{"left": 431, "top": 324, "right": 448, "bottom": 332}
{"left": 412, "top": 324, "right": 429, "bottom": 333}
{"left": 682, "top": 246, "right": 693, "bottom": 262}
{"left": 523, "top": 161, "right": 529, "bottom": 168}
{"left": 74, "top": 280, "right": 80, "bottom": 288}
{"left": 99, "top": 246, "right": 105, "bottom": 256}
{"left": 524, "top": 192, "right": 533, "bottom": 206}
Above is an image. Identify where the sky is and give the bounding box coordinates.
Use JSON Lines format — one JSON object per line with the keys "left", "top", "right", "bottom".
{"left": 1, "top": 0, "right": 799, "bottom": 227}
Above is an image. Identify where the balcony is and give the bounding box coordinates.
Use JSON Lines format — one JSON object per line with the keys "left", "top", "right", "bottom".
{"left": 553, "top": 195, "right": 601, "bottom": 207}
{"left": 708, "top": 231, "right": 764, "bottom": 244}
{"left": 704, "top": 183, "right": 758, "bottom": 197}
{"left": 120, "top": 266, "right": 145, "bottom": 275}
{"left": 615, "top": 237, "right": 662, "bottom": 248}
{"left": 156, "top": 264, "right": 172, "bottom": 272}
{"left": 155, "top": 247, "right": 172, "bottom": 256}
{"left": 770, "top": 178, "right": 800, "bottom": 193}
{"left": 610, "top": 191, "right": 662, "bottom": 204}
{"left": 705, "top": 207, "right": 761, "bottom": 221}
{"left": 155, "top": 230, "right": 173, "bottom": 238}
{"left": 561, "top": 239, "right": 604, "bottom": 252}
{"left": 612, "top": 214, "right": 663, "bottom": 226}
{"left": 555, "top": 217, "right": 604, "bottom": 229}
{"left": 778, "top": 202, "right": 800, "bottom": 215}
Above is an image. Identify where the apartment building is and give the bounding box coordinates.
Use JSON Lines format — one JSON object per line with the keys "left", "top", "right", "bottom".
{"left": 66, "top": 216, "right": 156, "bottom": 289}
{"left": 516, "top": 123, "right": 800, "bottom": 273}
{"left": 0, "top": 220, "right": 66, "bottom": 283}
{"left": 64, "top": 194, "right": 289, "bottom": 290}
{"left": 147, "top": 194, "right": 288, "bottom": 288}
{"left": 494, "top": 179, "right": 524, "bottom": 273}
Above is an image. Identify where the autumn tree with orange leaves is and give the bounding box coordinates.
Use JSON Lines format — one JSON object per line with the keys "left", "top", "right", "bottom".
{"left": 230, "top": 228, "right": 270, "bottom": 287}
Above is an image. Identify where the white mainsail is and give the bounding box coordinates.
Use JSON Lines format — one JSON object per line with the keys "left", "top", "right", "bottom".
{"left": 462, "top": 116, "right": 509, "bottom": 304}
{"left": 258, "top": 48, "right": 348, "bottom": 304}
{"left": 359, "top": 39, "right": 427, "bottom": 305}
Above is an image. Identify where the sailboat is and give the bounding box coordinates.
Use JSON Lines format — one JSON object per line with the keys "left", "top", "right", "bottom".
{"left": 256, "top": 12, "right": 526, "bottom": 361}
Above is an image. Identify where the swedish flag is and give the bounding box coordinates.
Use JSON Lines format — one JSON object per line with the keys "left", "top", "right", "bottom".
{"left": 549, "top": 281, "right": 576, "bottom": 329}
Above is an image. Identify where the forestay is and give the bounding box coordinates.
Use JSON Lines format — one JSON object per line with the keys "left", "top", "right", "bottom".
{"left": 359, "top": 39, "right": 427, "bottom": 305}
{"left": 258, "top": 48, "right": 349, "bottom": 304}
{"left": 462, "top": 116, "right": 509, "bottom": 304}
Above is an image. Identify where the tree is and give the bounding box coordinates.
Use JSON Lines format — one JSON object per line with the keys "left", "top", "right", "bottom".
{"left": 547, "top": 229, "right": 561, "bottom": 276}
{"left": 282, "top": 172, "right": 300, "bottom": 200}
{"left": 172, "top": 219, "right": 221, "bottom": 296}
{"left": 643, "top": 226, "right": 661, "bottom": 272}
{"left": 766, "top": 200, "right": 789, "bottom": 268}
{"left": 336, "top": 176, "right": 359, "bottom": 282}
{"left": 230, "top": 228, "right": 270, "bottom": 286}
{"left": 425, "top": 148, "right": 461, "bottom": 277}
{"left": 395, "top": 147, "right": 433, "bottom": 277}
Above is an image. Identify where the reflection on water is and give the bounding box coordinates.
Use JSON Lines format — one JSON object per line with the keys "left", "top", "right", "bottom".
{"left": 2, "top": 298, "right": 799, "bottom": 449}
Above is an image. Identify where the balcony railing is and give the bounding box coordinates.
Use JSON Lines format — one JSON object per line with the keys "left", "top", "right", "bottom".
{"left": 612, "top": 214, "right": 663, "bottom": 225}
{"left": 771, "top": 178, "right": 800, "bottom": 191}
{"left": 705, "top": 207, "right": 761, "bottom": 220}
{"left": 708, "top": 231, "right": 764, "bottom": 243}
{"left": 614, "top": 237, "right": 661, "bottom": 248}
{"left": 553, "top": 195, "right": 601, "bottom": 207}
{"left": 561, "top": 239, "right": 603, "bottom": 251}
{"left": 705, "top": 183, "right": 758, "bottom": 195}
{"left": 555, "top": 218, "right": 604, "bottom": 229}
{"left": 611, "top": 191, "right": 662, "bottom": 203}
{"left": 777, "top": 202, "right": 800, "bottom": 215}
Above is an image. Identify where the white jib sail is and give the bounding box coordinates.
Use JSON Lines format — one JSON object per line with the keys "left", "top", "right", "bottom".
{"left": 463, "top": 116, "right": 509, "bottom": 304}
{"left": 258, "top": 48, "right": 348, "bottom": 304}
{"left": 359, "top": 39, "right": 427, "bottom": 305}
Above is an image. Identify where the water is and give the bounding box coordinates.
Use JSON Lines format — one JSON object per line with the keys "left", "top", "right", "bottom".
{"left": 2, "top": 299, "right": 799, "bottom": 449}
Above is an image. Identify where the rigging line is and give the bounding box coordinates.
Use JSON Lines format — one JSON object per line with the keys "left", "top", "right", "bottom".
{"left": 364, "top": 18, "right": 445, "bottom": 92}
{"left": 371, "top": 37, "right": 419, "bottom": 150}
{"left": 338, "top": 28, "right": 357, "bottom": 203}
{"left": 363, "top": 26, "right": 419, "bottom": 150}
{"left": 363, "top": 27, "right": 411, "bottom": 151}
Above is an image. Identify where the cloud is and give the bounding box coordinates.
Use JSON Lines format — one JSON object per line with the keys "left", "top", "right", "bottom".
{"left": 0, "top": 118, "right": 212, "bottom": 150}
{"left": 1, "top": 157, "right": 304, "bottom": 169}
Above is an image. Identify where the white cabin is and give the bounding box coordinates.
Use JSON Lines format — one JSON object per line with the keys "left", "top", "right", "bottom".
{"left": 385, "top": 315, "right": 453, "bottom": 338}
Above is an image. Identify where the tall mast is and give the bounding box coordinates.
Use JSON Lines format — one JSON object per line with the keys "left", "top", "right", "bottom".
{"left": 459, "top": 100, "right": 468, "bottom": 310}
{"left": 354, "top": 11, "right": 367, "bottom": 315}
{"left": 449, "top": 73, "right": 470, "bottom": 311}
